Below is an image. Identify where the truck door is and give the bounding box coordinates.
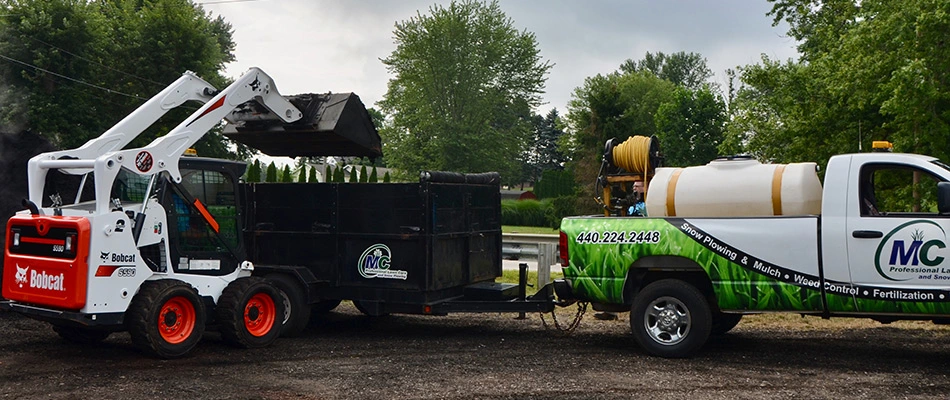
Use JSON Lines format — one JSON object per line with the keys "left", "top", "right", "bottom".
{"left": 160, "top": 161, "right": 245, "bottom": 276}
{"left": 846, "top": 161, "right": 950, "bottom": 314}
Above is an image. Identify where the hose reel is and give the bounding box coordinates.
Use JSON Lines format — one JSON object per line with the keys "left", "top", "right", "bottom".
{"left": 597, "top": 135, "right": 661, "bottom": 216}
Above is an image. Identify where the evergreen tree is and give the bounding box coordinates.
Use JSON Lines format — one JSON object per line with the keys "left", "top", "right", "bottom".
{"left": 298, "top": 166, "right": 307, "bottom": 182}
{"left": 247, "top": 159, "right": 262, "bottom": 182}
{"left": 334, "top": 166, "right": 345, "bottom": 183}
{"left": 265, "top": 162, "right": 278, "bottom": 182}
{"left": 308, "top": 166, "right": 318, "bottom": 183}
{"left": 281, "top": 165, "right": 293, "bottom": 182}
{"left": 359, "top": 165, "right": 368, "bottom": 183}
{"left": 348, "top": 167, "right": 358, "bottom": 183}
{"left": 383, "top": 171, "right": 392, "bottom": 183}
{"left": 369, "top": 166, "right": 378, "bottom": 183}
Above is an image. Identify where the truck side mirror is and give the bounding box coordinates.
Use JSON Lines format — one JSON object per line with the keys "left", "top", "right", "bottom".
{"left": 939, "top": 182, "right": 950, "bottom": 214}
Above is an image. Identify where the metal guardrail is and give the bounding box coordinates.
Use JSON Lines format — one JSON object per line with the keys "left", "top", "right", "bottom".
{"left": 502, "top": 233, "right": 559, "bottom": 287}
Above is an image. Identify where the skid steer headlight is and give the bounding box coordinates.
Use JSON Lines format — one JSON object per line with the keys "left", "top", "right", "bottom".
{"left": 11, "top": 229, "right": 20, "bottom": 248}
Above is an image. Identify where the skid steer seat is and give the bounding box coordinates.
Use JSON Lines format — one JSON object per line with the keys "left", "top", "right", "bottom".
{"left": 223, "top": 92, "right": 382, "bottom": 158}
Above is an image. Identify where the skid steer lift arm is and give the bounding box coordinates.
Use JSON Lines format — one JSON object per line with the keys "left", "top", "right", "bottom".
{"left": 27, "top": 72, "right": 217, "bottom": 205}
{"left": 27, "top": 67, "right": 303, "bottom": 215}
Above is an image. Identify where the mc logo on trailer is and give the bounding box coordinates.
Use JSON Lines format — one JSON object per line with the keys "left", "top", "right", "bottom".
{"left": 875, "top": 220, "right": 947, "bottom": 281}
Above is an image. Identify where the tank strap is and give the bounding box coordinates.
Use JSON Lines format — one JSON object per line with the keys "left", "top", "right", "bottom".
{"left": 771, "top": 165, "right": 786, "bottom": 215}
{"left": 666, "top": 169, "right": 683, "bottom": 216}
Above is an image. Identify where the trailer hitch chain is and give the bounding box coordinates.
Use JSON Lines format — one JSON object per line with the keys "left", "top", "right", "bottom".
{"left": 540, "top": 302, "right": 588, "bottom": 333}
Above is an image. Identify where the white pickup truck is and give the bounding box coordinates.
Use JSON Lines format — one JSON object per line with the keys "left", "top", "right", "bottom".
{"left": 557, "top": 148, "right": 950, "bottom": 357}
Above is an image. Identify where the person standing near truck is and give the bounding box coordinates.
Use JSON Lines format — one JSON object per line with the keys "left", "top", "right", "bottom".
{"left": 628, "top": 180, "right": 647, "bottom": 216}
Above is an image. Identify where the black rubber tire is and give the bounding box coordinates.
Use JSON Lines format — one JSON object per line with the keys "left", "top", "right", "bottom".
{"left": 711, "top": 313, "right": 743, "bottom": 335}
{"left": 217, "top": 277, "right": 285, "bottom": 348}
{"left": 127, "top": 280, "right": 206, "bottom": 359}
{"left": 353, "top": 300, "right": 389, "bottom": 317}
{"left": 311, "top": 299, "right": 342, "bottom": 315}
{"left": 266, "top": 274, "right": 311, "bottom": 337}
{"left": 630, "top": 279, "right": 711, "bottom": 358}
{"left": 52, "top": 325, "right": 111, "bottom": 344}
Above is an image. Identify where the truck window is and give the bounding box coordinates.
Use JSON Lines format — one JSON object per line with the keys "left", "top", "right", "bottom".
{"left": 860, "top": 164, "right": 941, "bottom": 216}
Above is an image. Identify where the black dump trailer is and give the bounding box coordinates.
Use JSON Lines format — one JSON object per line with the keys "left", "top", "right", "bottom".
{"left": 241, "top": 172, "right": 554, "bottom": 334}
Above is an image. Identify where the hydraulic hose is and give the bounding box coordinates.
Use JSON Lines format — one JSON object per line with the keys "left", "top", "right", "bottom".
{"left": 611, "top": 135, "right": 656, "bottom": 174}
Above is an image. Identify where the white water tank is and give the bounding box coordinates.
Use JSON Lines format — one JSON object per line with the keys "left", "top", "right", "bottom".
{"left": 645, "top": 158, "right": 823, "bottom": 217}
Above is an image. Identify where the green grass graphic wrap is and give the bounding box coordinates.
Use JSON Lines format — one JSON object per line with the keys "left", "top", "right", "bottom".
{"left": 560, "top": 218, "right": 823, "bottom": 311}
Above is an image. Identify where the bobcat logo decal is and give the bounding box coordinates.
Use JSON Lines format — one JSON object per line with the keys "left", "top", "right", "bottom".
{"left": 15, "top": 265, "right": 28, "bottom": 288}
{"left": 100, "top": 252, "right": 110, "bottom": 261}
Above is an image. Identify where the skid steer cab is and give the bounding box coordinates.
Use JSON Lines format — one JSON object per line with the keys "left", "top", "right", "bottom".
{"left": 0, "top": 67, "right": 302, "bottom": 358}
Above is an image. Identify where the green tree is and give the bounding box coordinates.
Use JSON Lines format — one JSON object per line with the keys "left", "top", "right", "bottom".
{"left": 378, "top": 0, "right": 551, "bottom": 181}
{"left": 281, "top": 165, "right": 293, "bottom": 183}
{"left": 308, "top": 166, "right": 317, "bottom": 183}
{"left": 297, "top": 166, "right": 307, "bottom": 182}
{"left": 369, "top": 166, "right": 378, "bottom": 183}
{"left": 522, "top": 109, "right": 567, "bottom": 185}
{"left": 359, "top": 165, "right": 368, "bottom": 183}
{"left": 334, "top": 166, "right": 345, "bottom": 183}
{"left": 246, "top": 159, "right": 262, "bottom": 182}
{"left": 564, "top": 70, "right": 675, "bottom": 211}
{"left": 619, "top": 51, "right": 714, "bottom": 91}
{"left": 348, "top": 167, "right": 357, "bottom": 183}
{"left": 383, "top": 171, "right": 392, "bottom": 183}
{"left": 265, "top": 161, "right": 278, "bottom": 182}
{"left": 325, "top": 165, "right": 332, "bottom": 183}
{"left": 726, "top": 0, "right": 950, "bottom": 169}
{"left": 0, "top": 0, "right": 238, "bottom": 157}
{"left": 655, "top": 86, "right": 727, "bottom": 166}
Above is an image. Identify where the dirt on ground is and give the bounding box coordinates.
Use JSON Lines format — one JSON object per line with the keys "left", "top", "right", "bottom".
{"left": 1, "top": 303, "right": 949, "bottom": 400}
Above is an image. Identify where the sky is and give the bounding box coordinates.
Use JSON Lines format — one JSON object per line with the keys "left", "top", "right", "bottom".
{"left": 201, "top": 0, "right": 800, "bottom": 116}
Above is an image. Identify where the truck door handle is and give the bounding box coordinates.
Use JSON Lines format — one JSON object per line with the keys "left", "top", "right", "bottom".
{"left": 852, "top": 230, "right": 883, "bottom": 238}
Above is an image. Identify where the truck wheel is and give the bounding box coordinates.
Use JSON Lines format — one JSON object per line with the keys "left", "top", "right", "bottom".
{"left": 266, "top": 274, "right": 311, "bottom": 337}
{"left": 711, "top": 313, "right": 742, "bottom": 335}
{"left": 52, "top": 325, "right": 111, "bottom": 344}
{"left": 217, "top": 277, "right": 285, "bottom": 348}
{"left": 128, "top": 280, "right": 206, "bottom": 359}
{"left": 312, "top": 299, "right": 342, "bottom": 315}
{"left": 630, "top": 279, "right": 711, "bottom": 358}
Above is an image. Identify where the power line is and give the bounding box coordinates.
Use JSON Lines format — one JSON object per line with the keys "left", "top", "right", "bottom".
{"left": 26, "top": 36, "right": 166, "bottom": 88}
{"left": 0, "top": 53, "right": 148, "bottom": 100}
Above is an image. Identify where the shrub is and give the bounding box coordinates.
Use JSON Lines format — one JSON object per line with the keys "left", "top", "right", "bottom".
{"left": 501, "top": 199, "right": 548, "bottom": 227}
{"left": 545, "top": 196, "right": 577, "bottom": 228}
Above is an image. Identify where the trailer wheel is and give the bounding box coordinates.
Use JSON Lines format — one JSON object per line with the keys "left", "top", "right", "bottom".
{"left": 312, "top": 299, "right": 342, "bottom": 315}
{"left": 217, "top": 277, "right": 284, "bottom": 348}
{"left": 52, "top": 325, "right": 111, "bottom": 344}
{"left": 630, "top": 279, "right": 711, "bottom": 358}
{"left": 711, "top": 313, "right": 742, "bottom": 335}
{"left": 127, "top": 280, "right": 206, "bottom": 359}
{"left": 266, "top": 274, "right": 311, "bottom": 337}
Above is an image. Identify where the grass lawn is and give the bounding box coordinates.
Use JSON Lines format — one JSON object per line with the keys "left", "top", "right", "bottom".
{"left": 502, "top": 225, "right": 559, "bottom": 235}
{"left": 496, "top": 269, "right": 564, "bottom": 295}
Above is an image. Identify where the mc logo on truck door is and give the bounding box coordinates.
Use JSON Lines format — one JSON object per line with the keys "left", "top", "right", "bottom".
{"left": 875, "top": 220, "right": 947, "bottom": 281}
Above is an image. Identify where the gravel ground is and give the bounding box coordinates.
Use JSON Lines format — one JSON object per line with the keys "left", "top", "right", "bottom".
{"left": 2, "top": 304, "right": 950, "bottom": 400}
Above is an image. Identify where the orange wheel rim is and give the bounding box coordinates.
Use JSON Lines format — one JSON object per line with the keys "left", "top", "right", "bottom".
{"left": 159, "top": 296, "right": 196, "bottom": 344}
{"left": 244, "top": 293, "right": 276, "bottom": 337}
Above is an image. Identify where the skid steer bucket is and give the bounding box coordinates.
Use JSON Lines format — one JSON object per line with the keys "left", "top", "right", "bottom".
{"left": 224, "top": 93, "right": 382, "bottom": 158}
